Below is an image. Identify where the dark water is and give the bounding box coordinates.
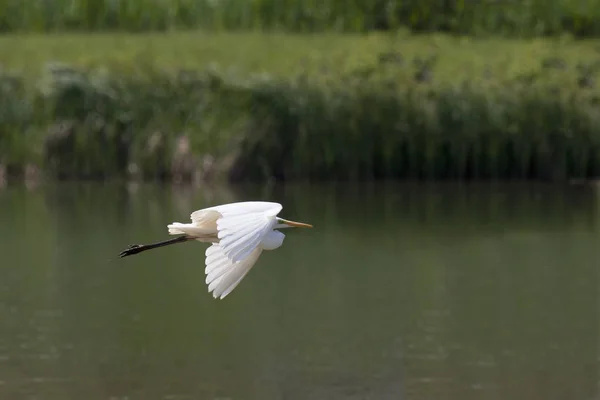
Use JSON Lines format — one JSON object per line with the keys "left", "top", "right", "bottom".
{"left": 0, "top": 182, "right": 598, "bottom": 400}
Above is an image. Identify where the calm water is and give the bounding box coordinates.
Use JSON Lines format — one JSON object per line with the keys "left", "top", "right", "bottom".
{"left": 0, "top": 182, "right": 598, "bottom": 400}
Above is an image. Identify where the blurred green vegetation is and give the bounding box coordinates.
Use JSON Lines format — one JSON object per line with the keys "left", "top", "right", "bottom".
{"left": 0, "top": 0, "right": 600, "bottom": 38}
{"left": 3, "top": 32, "right": 600, "bottom": 81}
{"left": 1, "top": 32, "right": 600, "bottom": 182}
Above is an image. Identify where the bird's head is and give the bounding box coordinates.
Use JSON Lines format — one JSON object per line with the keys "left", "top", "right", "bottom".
{"left": 275, "top": 217, "right": 313, "bottom": 229}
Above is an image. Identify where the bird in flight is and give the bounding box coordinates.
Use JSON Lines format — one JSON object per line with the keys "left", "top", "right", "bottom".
{"left": 119, "top": 201, "right": 313, "bottom": 299}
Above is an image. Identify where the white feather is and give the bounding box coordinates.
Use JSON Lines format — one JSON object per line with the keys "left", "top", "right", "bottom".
{"left": 189, "top": 209, "right": 221, "bottom": 229}
{"left": 217, "top": 212, "right": 277, "bottom": 263}
{"left": 164, "top": 201, "right": 289, "bottom": 299}
{"left": 167, "top": 222, "right": 213, "bottom": 236}
{"left": 205, "top": 201, "right": 282, "bottom": 217}
{"left": 204, "top": 243, "right": 263, "bottom": 299}
{"left": 191, "top": 201, "right": 281, "bottom": 224}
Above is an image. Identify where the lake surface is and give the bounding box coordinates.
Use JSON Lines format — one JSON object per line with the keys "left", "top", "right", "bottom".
{"left": 0, "top": 181, "right": 598, "bottom": 400}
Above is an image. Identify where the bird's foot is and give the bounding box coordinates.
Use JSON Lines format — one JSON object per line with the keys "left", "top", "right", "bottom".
{"left": 119, "top": 244, "right": 144, "bottom": 258}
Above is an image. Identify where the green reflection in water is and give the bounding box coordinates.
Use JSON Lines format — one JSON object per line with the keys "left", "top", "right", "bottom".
{"left": 0, "top": 182, "right": 597, "bottom": 399}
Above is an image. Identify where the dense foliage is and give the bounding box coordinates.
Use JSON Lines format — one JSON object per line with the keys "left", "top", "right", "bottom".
{"left": 2, "top": 50, "right": 600, "bottom": 182}
{"left": 0, "top": 0, "right": 599, "bottom": 38}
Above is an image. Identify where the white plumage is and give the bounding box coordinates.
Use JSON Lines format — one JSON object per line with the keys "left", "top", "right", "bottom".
{"left": 120, "top": 201, "right": 313, "bottom": 299}
{"left": 204, "top": 244, "right": 263, "bottom": 299}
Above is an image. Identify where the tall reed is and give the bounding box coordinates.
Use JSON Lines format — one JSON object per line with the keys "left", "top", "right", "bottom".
{"left": 231, "top": 73, "right": 600, "bottom": 181}
{"left": 2, "top": 59, "right": 600, "bottom": 183}
{"left": 1, "top": 0, "right": 600, "bottom": 37}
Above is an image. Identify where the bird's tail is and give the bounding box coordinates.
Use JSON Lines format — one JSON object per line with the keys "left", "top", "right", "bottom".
{"left": 167, "top": 222, "right": 218, "bottom": 242}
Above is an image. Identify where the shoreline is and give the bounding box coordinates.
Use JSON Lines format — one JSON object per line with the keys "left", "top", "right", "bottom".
{"left": 1, "top": 32, "right": 600, "bottom": 182}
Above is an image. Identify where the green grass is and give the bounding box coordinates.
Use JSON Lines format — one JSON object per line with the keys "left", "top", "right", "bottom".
{"left": 2, "top": 31, "right": 600, "bottom": 83}
{"left": 2, "top": 32, "right": 600, "bottom": 182}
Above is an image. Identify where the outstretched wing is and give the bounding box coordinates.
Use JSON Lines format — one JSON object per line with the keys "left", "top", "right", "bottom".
{"left": 205, "top": 243, "right": 263, "bottom": 299}
{"left": 191, "top": 201, "right": 282, "bottom": 224}
{"left": 195, "top": 201, "right": 282, "bottom": 298}
{"left": 216, "top": 208, "right": 280, "bottom": 263}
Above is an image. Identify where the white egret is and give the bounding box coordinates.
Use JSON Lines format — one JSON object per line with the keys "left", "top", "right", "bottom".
{"left": 119, "top": 201, "right": 313, "bottom": 299}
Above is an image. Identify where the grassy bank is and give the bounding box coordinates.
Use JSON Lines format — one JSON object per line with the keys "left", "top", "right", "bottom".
{"left": 1, "top": 32, "right": 600, "bottom": 182}
{"left": 3, "top": 32, "right": 600, "bottom": 83}
{"left": 1, "top": 0, "right": 600, "bottom": 38}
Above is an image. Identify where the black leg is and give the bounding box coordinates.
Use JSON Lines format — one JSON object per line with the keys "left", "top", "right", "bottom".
{"left": 119, "top": 235, "right": 191, "bottom": 258}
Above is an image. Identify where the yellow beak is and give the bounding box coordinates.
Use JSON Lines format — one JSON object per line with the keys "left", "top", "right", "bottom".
{"left": 279, "top": 218, "right": 313, "bottom": 228}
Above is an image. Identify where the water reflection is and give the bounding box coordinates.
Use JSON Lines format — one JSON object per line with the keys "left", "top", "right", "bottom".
{"left": 0, "top": 182, "right": 597, "bottom": 399}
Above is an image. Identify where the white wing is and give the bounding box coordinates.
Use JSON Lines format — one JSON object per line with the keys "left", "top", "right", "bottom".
{"left": 216, "top": 209, "right": 280, "bottom": 263}
{"left": 193, "top": 201, "right": 283, "bottom": 298}
{"left": 205, "top": 243, "right": 263, "bottom": 299}
{"left": 191, "top": 201, "right": 282, "bottom": 224}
